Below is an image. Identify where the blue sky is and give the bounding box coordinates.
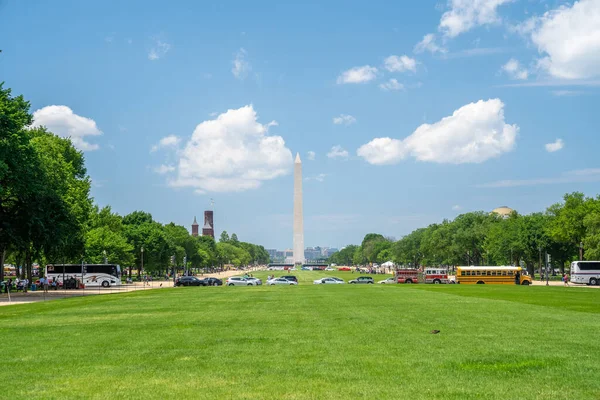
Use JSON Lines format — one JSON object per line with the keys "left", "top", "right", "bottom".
{"left": 1, "top": 0, "right": 599, "bottom": 250}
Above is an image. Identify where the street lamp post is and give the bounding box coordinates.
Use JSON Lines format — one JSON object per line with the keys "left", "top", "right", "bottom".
{"left": 103, "top": 250, "right": 107, "bottom": 264}
{"left": 140, "top": 246, "right": 144, "bottom": 282}
{"left": 580, "top": 241, "right": 584, "bottom": 261}
{"left": 538, "top": 246, "right": 542, "bottom": 281}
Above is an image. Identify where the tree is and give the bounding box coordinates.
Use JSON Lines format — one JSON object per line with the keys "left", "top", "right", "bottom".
{"left": 85, "top": 226, "right": 134, "bottom": 266}
{"left": 220, "top": 231, "right": 230, "bottom": 243}
{"left": 230, "top": 233, "right": 239, "bottom": 245}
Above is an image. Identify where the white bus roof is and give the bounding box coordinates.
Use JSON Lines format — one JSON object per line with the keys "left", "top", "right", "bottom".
{"left": 457, "top": 266, "right": 522, "bottom": 270}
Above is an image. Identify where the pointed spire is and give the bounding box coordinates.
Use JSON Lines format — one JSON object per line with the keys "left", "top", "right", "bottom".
{"left": 295, "top": 153, "right": 302, "bottom": 163}
{"left": 192, "top": 216, "right": 198, "bottom": 225}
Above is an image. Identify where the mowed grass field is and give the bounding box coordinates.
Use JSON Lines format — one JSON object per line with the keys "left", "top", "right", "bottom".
{"left": 1, "top": 271, "right": 599, "bottom": 400}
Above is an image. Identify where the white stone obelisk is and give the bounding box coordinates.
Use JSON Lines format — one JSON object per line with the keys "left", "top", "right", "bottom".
{"left": 293, "top": 153, "right": 304, "bottom": 265}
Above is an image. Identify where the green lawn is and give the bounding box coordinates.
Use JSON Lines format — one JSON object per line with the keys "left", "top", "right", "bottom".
{"left": 1, "top": 271, "right": 598, "bottom": 399}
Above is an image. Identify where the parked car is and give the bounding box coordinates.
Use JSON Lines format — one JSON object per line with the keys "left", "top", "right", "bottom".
{"left": 175, "top": 276, "right": 203, "bottom": 287}
{"left": 199, "top": 277, "right": 223, "bottom": 286}
{"left": 226, "top": 277, "right": 256, "bottom": 286}
{"left": 324, "top": 267, "right": 335, "bottom": 271}
{"left": 337, "top": 267, "right": 351, "bottom": 271}
{"left": 245, "top": 277, "right": 262, "bottom": 286}
{"left": 301, "top": 266, "right": 311, "bottom": 271}
{"left": 268, "top": 277, "right": 298, "bottom": 286}
{"left": 349, "top": 276, "right": 374, "bottom": 284}
{"left": 281, "top": 275, "right": 298, "bottom": 283}
{"left": 330, "top": 277, "right": 344, "bottom": 283}
{"left": 313, "top": 277, "right": 345, "bottom": 285}
{"left": 378, "top": 277, "right": 397, "bottom": 284}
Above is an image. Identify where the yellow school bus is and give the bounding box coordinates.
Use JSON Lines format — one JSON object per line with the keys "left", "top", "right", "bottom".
{"left": 456, "top": 266, "right": 532, "bottom": 285}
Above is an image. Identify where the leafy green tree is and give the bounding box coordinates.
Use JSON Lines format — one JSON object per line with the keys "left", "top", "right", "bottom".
{"left": 85, "top": 226, "right": 134, "bottom": 266}
{"left": 230, "top": 233, "right": 239, "bottom": 245}
{"left": 220, "top": 231, "right": 230, "bottom": 243}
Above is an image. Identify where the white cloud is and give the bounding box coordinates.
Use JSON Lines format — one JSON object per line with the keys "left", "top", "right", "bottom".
{"left": 501, "top": 58, "right": 528, "bottom": 80}
{"left": 336, "top": 65, "right": 378, "bottom": 84}
{"left": 452, "top": 205, "right": 462, "bottom": 211}
{"left": 306, "top": 173, "right": 327, "bottom": 182}
{"left": 148, "top": 38, "right": 170, "bottom": 60}
{"left": 169, "top": 105, "right": 292, "bottom": 192}
{"left": 379, "top": 78, "right": 405, "bottom": 91}
{"left": 333, "top": 114, "right": 357, "bottom": 125}
{"left": 519, "top": 0, "right": 600, "bottom": 79}
{"left": 232, "top": 48, "right": 251, "bottom": 80}
{"left": 154, "top": 164, "right": 175, "bottom": 174}
{"left": 478, "top": 169, "right": 600, "bottom": 188}
{"left": 358, "top": 99, "right": 518, "bottom": 165}
{"left": 414, "top": 33, "right": 447, "bottom": 54}
{"left": 383, "top": 55, "right": 417, "bottom": 73}
{"left": 551, "top": 90, "right": 584, "bottom": 97}
{"left": 439, "top": 0, "right": 513, "bottom": 38}
{"left": 150, "top": 135, "right": 180, "bottom": 153}
{"left": 545, "top": 139, "right": 564, "bottom": 153}
{"left": 307, "top": 151, "right": 316, "bottom": 160}
{"left": 31, "top": 105, "right": 102, "bottom": 151}
{"left": 327, "top": 145, "right": 349, "bottom": 159}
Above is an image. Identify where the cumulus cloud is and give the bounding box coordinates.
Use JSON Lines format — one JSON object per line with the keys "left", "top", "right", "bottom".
{"left": 327, "top": 145, "right": 349, "bottom": 159}
{"left": 333, "top": 114, "right": 356, "bottom": 125}
{"left": 150, "top": 135, "right": 180, "bottom": 153}
{"left": 545, "top": 139, "right": 564, "bottom": 153}
{"left": 154, "top": 164, "right": 176, "bottom": 174}
{"left": 501, "top": 58, "right": 528, "bottom": 80}
{"left": 439, "top": 0, "right": 513, "bottom": 38}
{"left": 383, "top": 55, "right": 417, "bottom": 73}
{"left": 169, "top": 105, "right": 292, "bottom": 192}
{"left": 357, "top": 99, "right": 518, "bottom": 165}
{"left": 307, "top": 151, "right": 316, "bottom": 160}
{"left": 518, "top": 0, "right": 600, "bottom": 79}
{"left": 336, "top": 65, "right": 378, "bottom": 84}
{"left": 414, "top": 33, "right": 447, "bottom": 54}
{"left": 379, "top": 78, "right": 404, "bottom": 91}
{"left": 148, "top": 38, "right": 171, "bottom": 60}
{"left": 31, "top": 105, "right": 102, "bottom": 151}
{"left": 306, "top": 173, "right": 327, "bottom": 182}
{"left": 232, "top": 48, "right": 251, "bottom": 80}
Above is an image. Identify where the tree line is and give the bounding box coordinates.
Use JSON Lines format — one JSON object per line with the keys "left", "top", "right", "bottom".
{"left": 330, "top": 193, "right": 600, "bottom": 276}
{"left": 0, "top": 83, "right": 269, "bottom": 281}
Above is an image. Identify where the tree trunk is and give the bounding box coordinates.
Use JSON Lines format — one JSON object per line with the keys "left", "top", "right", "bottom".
{"left": 0, "top": 248, "right": 5, "bottom": 282}
{"left": 26, "top": 250, "right": 32, "bottom": 282}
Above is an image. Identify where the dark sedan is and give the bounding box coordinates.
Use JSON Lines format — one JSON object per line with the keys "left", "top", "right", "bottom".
{"left": 200, "top": 277, "right": 223, "bottom": 286}
{"left": 175, "top": 276, "right": 203, "bottom": 287}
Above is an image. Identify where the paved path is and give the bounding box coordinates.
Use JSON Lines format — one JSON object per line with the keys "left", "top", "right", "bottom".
{"left": 0, "top": 269, "right": 261, "bottom": 306}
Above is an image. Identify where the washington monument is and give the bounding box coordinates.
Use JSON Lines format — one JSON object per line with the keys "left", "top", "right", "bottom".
{"left": 293, "top": 153, "right": 304, "bottom": 264}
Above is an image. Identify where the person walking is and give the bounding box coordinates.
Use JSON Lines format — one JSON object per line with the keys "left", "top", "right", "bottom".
{"left": 563, "top": 273, "right": 570, "bottom": 287}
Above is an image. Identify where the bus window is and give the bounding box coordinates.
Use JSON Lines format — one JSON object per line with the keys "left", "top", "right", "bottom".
{"left": 502, "top": 271, "right": 506, "bottom": 276}
{"left": 508, "top": 271, "right": 514, "bottom": 276}
{"left": 461, "top": 271, "right": 465, "bottom": 276}
{"left": 486, "top": 271, "right": 491, "bottom": 276}
{"left": 491, "top": 271, "right": 496, "bottom": 276}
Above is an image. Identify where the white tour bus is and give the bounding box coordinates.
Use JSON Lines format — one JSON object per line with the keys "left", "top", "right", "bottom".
{"left": 570, "top": 261, "right": 600, "bottom": 286}
{"left": 46, "top": 264, "right": 122, "bottom": 288}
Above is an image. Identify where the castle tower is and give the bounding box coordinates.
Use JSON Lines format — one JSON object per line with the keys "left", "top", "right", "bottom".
{"left": 191, "top": 216, "right": 199, "bottom": 237}
{"left": 202, "top": 210, "right": 214, "bottom": 238}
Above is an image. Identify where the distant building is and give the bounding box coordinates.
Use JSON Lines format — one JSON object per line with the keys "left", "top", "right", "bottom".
{"left": 304, "top": 247, "right": 322, "bottom": 261}
{"left": 325, "top": 248, "right": 339, "bottom": 258}
{"left": 491, "top": 206, "right": 515, "bottom": 219}
{"left": 202, "top": 210, "right": 215, "bottom": 238}
{"left": 191, "top": 216, "right": 199, "bottom": 237}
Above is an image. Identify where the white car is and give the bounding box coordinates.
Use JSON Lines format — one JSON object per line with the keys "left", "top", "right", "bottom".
{"left": 313, "top": 277, "right": 345, "bottom": 285}
{"left": 324, "top": 267, "right": 335, "bottom": 271}
{"left": 268, "top": 278, "right": 298, "bottom": 286}
{"left": 245, "top": 277, "right": 262, "bottom": 286}
{"left": 226, "top": 277, "right": 256, "bottom": 286}
{"left": 378, "top": 277, "right": 397, "bottom": 284}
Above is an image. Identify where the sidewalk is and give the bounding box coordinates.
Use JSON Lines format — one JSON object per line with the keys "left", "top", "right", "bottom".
{"left": 0, "top": 269, "right": 261, "bottom": 306}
